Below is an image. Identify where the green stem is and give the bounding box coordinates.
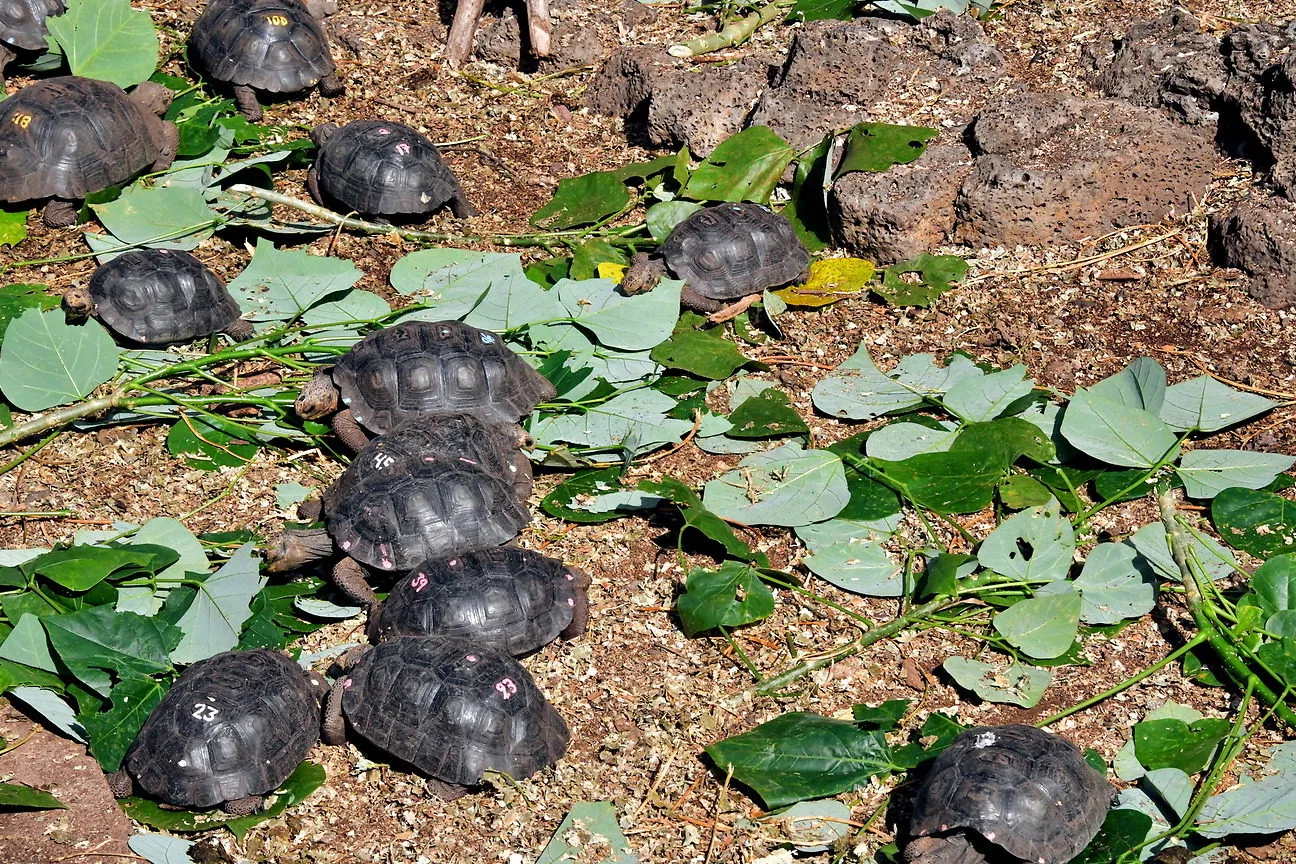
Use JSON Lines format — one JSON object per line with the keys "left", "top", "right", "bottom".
{"left": 0, "top": 430, "right": 64, "bottom": 474}
{"left": 1036, "top": 632, "right": 1210, "bottom": 727}
{"left": 668, "top": 0, "right": 794, "bottom": 57}
{"left": 1073, "top": 433, "right": 1189, "bottom": 529}
{"left": 719, "top": 625, "right": 764, "bottom": 682}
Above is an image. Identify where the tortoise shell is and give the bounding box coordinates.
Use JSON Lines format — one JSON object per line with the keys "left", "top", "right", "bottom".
{"left": 0, "top": 0, "right": 64, "bottom": 51}
{"left": 314, "top": 120, "right": 466, "bottom": 216}
{"left": 0, "top": 77, "right": 166, "bottom": 203}
{"left": 909, "top": 724, "right": 1112, "bottom": 864}
{"left": 330, "top": 320, "right": 557, "bottom": 434}
{"left": 373, "top": 547, "right": 585, "bottom": 654}
{"left": 189, "top": 0, "right": 334, "bottom": 94}
{"left": 339, "top": 636, "right": 568, "bottom": 786}
{"left": 88, "top": 250, "right": 244, "bottom": 345}
{"left": 659, "top": 203, "right": 810, "bottom": 300}
{"left": 322, "top": 441, "right": 529, "bottom": 573}
{"left": 123, "top": 650, "right": 322, "bottom": 809}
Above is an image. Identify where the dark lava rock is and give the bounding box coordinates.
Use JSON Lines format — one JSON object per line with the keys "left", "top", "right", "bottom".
{"left": 831, "top": 141, "right": 974, "bottom": 264}
{"left": 1209, "top": 196, "right": 1296, "bottom": 308}
{"left": 1218, "top": 22, "right": 1296, "bottom": 195}
{"left": 953, "top": 92, "right": 1217, "bottom": 247}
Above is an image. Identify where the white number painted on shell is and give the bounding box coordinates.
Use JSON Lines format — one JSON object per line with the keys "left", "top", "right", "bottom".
{"left": 494, "top": 678, "right": 518, "bottom": 699}
{"left": 372, "top": 452, "right": 396, "bottom": 470}
{"left": 191, "top": 702, "right": 220, "bottom": 721}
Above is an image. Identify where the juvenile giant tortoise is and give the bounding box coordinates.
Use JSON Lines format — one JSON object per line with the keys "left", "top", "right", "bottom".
{"left": 109, "top": 649, "right": 325, "bottom": 814}
{"left": 621, "top": 202, "right": 810, "bottom": 316}
{"left": 0, "top": 0, "right": 64, "bottom": 89}
{"left": 64, "top": 249, "right": 252, "bottom": 345}
{"left": 0, "top": 77, "right": 177, "bottom": 226}
{"left": 906, "top": 724, "right": 1113, "bottom": 864}
{"left": 323, "top": 636, "right": 569, "bottom": 798}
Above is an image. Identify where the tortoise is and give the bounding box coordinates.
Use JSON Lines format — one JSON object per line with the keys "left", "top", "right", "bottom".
{"left": 189, "top": 0, "right": 343, "bottom": 122}
{"left": 266, "top": 417, "right": 531, "bottom": 606}
{"left": 323, "top": 635, "right": 569, "bottom": 798}
{"left": 371, "top": 547, "right": 590, "bottom": 653}
{"left": 308, "top": 120, "right": 476, "bottom": 220}
{"left": 0, "top": 0, "right": 64, "bottom": 89}
{"left": 0, "top": 76, "right": 177, "bottom": 227}
{"left": 64, "top": 249, "right": 253, "bottom": 345}
{"left": 906, "top": 724, "right": 1113, "bottom": 864}
{"left": 296, "top": 319, "right": 556, "bottom": 452}
{"left": 108, "top": 649, "right": 326, "bottom": 814}
{"left": 621, "top": 202, "right": 810, "bottom": 316}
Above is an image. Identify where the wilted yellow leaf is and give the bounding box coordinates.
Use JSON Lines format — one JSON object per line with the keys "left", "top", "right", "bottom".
{"left": 773, "top": 258, "right": 876, "bottom": 308}
{"left": 597, "top": 262, "right": 628, "bottom": 283}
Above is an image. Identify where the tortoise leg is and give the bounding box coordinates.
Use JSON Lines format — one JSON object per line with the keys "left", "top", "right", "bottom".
{"left": 363, "top": 599, "right": 386, "bottom": 642}
{"left": 321, "top": 676, "right": 349, "bottom": 745}
{"left": 679, "top": 285, "right": 724, "bottom": 314}
{"left": 297, "top": 497, "right": 323, "bottom": 522}
{"left": 265, "top": 527, "right": 335, "bottom": 573}
{"left": 559, "top": 567, "right": 591, "bottom": 639}
{"left": 317, "top": 74, "right": 345, "bottom": 98}
{"left": 333, "top": 557, "right": 378, "bottom": 609}
{"left": 706, "top": 293, "right": 761, "bottom": 324}
{"left": 306, "top": 165, "right": 326, "bottom": 207}
{"left": 42, "top": 199, "right": 80, "bottom": 228}
{"left": 222, "top": 318, "right": 255, "bottom": 342}
{"left": 106, "top": 769, "right": 134, "bottom": 798}
{"left": 448, "top": 186, "right": 478, "bottom": 219}
{"left": 222, "top": 795, "right": 263, "bottom": 816}
{"left": 153, "top": 121, "right": 179, "bottom": 171}
{"left": 902, "top": 834, "right": 981, "bottom": 864}
{"left": 424, "top": 778, "right": 470, "bottom": 800}
{"left": 0, "top": 44, "right": 13, "bottom": 91}
{"left": 331, "top": 409, "right": 370, "bottom": 452}
{"left": 232, "top": 85, "right": 264, "bottom": 122}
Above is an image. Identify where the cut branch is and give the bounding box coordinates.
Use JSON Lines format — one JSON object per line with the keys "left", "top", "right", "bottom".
{"left": 0, "top": 393, "right": 127, "bottom": 450}
{"left": 669, "top": 0, "right": 793, "bottom": 58}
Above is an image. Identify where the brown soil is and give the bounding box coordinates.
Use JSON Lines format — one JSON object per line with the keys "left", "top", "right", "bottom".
{"left": 1, "top": 1, "right": 1295, "bottom": 863}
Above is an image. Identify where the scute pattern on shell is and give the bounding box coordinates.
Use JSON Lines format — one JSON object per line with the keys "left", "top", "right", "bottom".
{"left": 323, "top": 450, "right": 529, "bottom": 572}
{"left": 0, "top": 0, "right": 65, "bottom": 51}
{"left": 374, "top": 547, "right": 582, "bottom": 654}
{"left": 89, "top": 250, "right": 243, "bottom": 345}
{"left": 315, "top": 120, "right": 464, "bottom": 216}
{"left": 124, "top": 650, "right": 321, "bottom": 809}
{"left": 190, "top": 0, "right": 334, "bottom": 94}
{"left": 0, "top": 77, "right": 160, "bottom": 202}
{"left": 340, "top": 636, "right": 568, "bottom": 786}
{"left": 331, "top": 320, "right": 557, "bottom": 434}
{"left": 909, "top": 724, "right": 1111, "bottom": 864}
{"left": 660, "top": 202, "right": 810, "bottom": 300}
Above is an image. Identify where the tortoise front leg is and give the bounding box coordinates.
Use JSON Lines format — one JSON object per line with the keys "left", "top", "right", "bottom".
{"left": 679, "top": 284, "right": 724, "bottom": 314}
{"left": 321, "top": 676, "right": 349, "bottom": 745}
{"left": 333, "top": 556, "right": 378, "bottom": 609}
{"left": 106, "top": 769, "right": 134, "bottom": 798}
{"left": 232, "top": 85, "right": 263, "bottom": 121}
{"left": 425, "top": 778, "right": 470, "bottom": 800}
{"left": 559, "top": 567, "right": 591, "bottom": 639}
{"left": 306, "top": 165, "right": 326, "bottom": 207}
{"left": 317, "top": 73, "right": 344, "bottom": 98}
{"left": 222, "top": 794, "right": 263, "bottom": 815}
{"left": 331, "top": 409, "right": 370, "bottom": 452}
{"left": 223, "top": 318, "right": 255, "bottom": 342}
{"left": 42, "top": 199, "right": 80, "bottom": 228}
{"left": 448, "top": 184, "right": 478, "bottom": 219}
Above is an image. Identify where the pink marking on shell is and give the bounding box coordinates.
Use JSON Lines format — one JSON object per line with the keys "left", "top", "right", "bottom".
{"left": 423, "top": 455, "right": 436, "bottom": 462}
{"left": 565, "top": 573, "right": 574, "bottom": 580}
{"left": 411, "top": 573, "right": 429, "bottom": 592}
{"left": 340, "top": 540, "right": 352, "bottom": 550}
{"left": 394, "top": 142, "right": 411, "bottom": 155}
{"left": 448, "top": 559, "right": 458, "bottom": 566}
{"left": 567, "top": 598, "right": 575, "bottom": 606}
{"left": 376, "top": 127, "right": 392, "bottom": 135}
{"left": 459, "top": 457, "right": 478, "bottom": 466}
{"left": 343, "top": 677, "right": 353, "bottom": 688}
{"left": 985, "top": 832, "right": 996, "bottom": 841}
{"left": 466, "top": 654, "right": 478, "bottom": 662}
{"left": 493, "top": 678, "right": 518, "bottom": 699}
{"left": 381, "top": 558, "right": 394, "bottom": 569}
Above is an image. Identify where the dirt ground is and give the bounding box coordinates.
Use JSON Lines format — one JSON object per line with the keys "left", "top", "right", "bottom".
{"left": 2, "top": 1, "right": 1296, "bottom": 863}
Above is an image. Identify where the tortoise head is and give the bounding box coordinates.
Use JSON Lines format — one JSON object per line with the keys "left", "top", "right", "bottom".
{"left": 62, "top": 285, "right": 95, "bottom": 319}
{"left": 129, "top": 81, "right": 175, "bottom": 117}
{"left": 304, "top": 0, "right": 338, "bottom": 19}
{"left": 310, "top": 122, "right": 341, "bottom": 150}
{"left": 620, "top": 252, "right": 666, "bottom": 296}
{"left": 295, "top": 368, "right": 340, "bottom": 419}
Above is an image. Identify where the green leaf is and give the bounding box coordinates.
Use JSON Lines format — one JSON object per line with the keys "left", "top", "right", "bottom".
{"left": 999, "top": 474, "right": 1053, "bottom": 508}
{"left": 796, "top": 520, "right": 903, "bottom": 596}
{"left": 676, "top": 561, "right": 775, "bottom": 636}
{"left": 782, "top": 132, "right": 833, "bottom": 251}
{"left": 942, "top": 657, "right": 1050, "bottom": 707}
{"left": 0, "top": 782, "right": 66, "bottom": 810}
{"left": 1127, "top": 522, "right": 1238, "bottom": 584}
{"left": 638, "top": 477, "right": 769, "bottom": 566}
{"left": 1174, "top": 450, "right": 1295, "bottom": 500}
{"left": 1256, "top": 638, "right": 1296, "bottom": 687}
{"left": 682, "top": 126, "right": 797, "bottom": 204}
{"left": 0, "top": 309, "right": 120, "bottom": 411}
{"left": 569, "top": 239, "right": 627, "bottom": 281}
{"left": 26, "top": 544, "right": 172, "bottom": 592}
{"left": 0, "top": 283, "right": 57, "bottom": 344}
{"left": 90, "top": 184, "right": 217, "bottom": 252}
{"left": 788, "top": 0, "right": 859, "bottom": 22}
{"left": 274, "top": 483, "right": 313, "bottom": 510}
{"left": 43, "top": 607, "right": 173, "bottom": 687}
{"left": 531, "top": 389, "right": 693, "bottom": 458}
{"left": 537, "top": 801, "right": 638, "bottom": 864}
{"left": 1069, "top": 809, "right": 1154, "bottom": 864}
{"left": 0, "top": 206, "right": 27, "bottom": 248}
{"left": 851, "top": 699, "right": 910, "bottom": 730}
{"left": 976, "top": 500, "right": 1075, "bottom": 582}
{"left": 992, "top": 588, "right": 1082, "bottom": 659}
{"left": 918, "top": 552, "right": 975, "bottom": 598}
{"left": 646, "top": 200, "right": 704, "bottom": 241}
{"left": 540, "top": 467, "right": 633, "bottom": 524}
{"left": 169, "top": 544, "right": 266, "bottom": 664}
{"left": 1212, "top": 487, "right": 1296, "bottom": 559}
{"left": 226, "top": 238, "right": 363, "bottom": 322}
{"left": 553, "top": 277, "right": 680, "bottom": 351}
{"left": 874, "top": 253, "right": 967, "bottom": 306}
{"left": 703, "top": 442, "right": 850, "bottom": 527}
{"left": 1196, "top": 771, "right": 1296, "bottom": 838}
{"left": 1089, "top": 358, "right": 1166, "bottom": 413}
{"left": 1159, "top": 374, "right": 1278, "bottom": 433}
{"left": 46, "top": 0, "right": 158, "bottom": 88}
{"left": 1060, "top": 387, "right": 1180, "bottom": 468}
{"left": 120, "top": 761, "right": 326, "bottom": 840}
{"left": 649, "top": 325, "right": 749, "bottom": 380}
{"left": 811, "top": 344, "right": 924, "bottom": 420}
{"left": 531, "top": 170, "right": 632, "bottom": 229}
{"left": 704, "top": 713, "right": 893, "bottom": 809}
{"left": 871, "top": 428, "right": 1011, "bottom": 514}
{"left": 1074, "top": 543, "right": 1156, "bottom": 625}
{"left": 80, "top": 675, "right": 165, "bottom": 771}
{"left": 724, "top": 388, "right": 809, "bottom": 438}
{"left": 1251, "top": 554, "right": 1296, "bottom": 635}
{"left": 166, "top": 413, "right": 260, "bottom": 471}
{"left": 0, "top": 614, "right": 58, "bottom": 673}
{"left": 1133, "top": 717, "right": 1229, "bottom": 774}
{"left": 128, "top": 834, "right": 197, "bottom": 864}
{"left": 942, "top": 365, "right": 1032, "bottom": 422}
{"left": 835, "top": 122, "right": 938, "bottom": 176}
